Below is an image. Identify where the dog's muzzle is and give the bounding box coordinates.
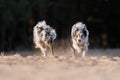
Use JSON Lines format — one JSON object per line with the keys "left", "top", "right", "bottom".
{"left": 78, "top": 39, "right": 81, "bottom": 42}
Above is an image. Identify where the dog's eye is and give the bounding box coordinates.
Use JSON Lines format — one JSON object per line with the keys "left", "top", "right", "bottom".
{"left": 45, "top": 32, "right": 50, "bottom": 37}
{"left": 40, "top": 33, "right": 43, "bottom": 37}
{"left": 76, "top": 28, "right": 79, "bottom": 31}
{"left": 80, "top": 29, "right": 83, "bottom": 32}
{"left": 81, "top": 34, "right": 84, "bottom": 38}
{"left": 75, "top": 35, "right": 79, "bottom": 38}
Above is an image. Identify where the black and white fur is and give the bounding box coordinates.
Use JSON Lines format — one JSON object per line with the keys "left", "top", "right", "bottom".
{"left": 33, "top": 20, "right": 57, "bottom": 57}
{"left": 70, "top": 22, "right": 89, "bottom": 58}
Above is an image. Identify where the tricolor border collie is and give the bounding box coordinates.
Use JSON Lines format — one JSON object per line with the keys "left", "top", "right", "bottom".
{"left": 70, "top": 22, "right": 89, "bottom": 58}
{"left": 33, "top": 20, "right": 57, "bottom": 57}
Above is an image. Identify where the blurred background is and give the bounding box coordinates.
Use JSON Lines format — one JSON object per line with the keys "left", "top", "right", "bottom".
{"left": 0, "top": 0, "right": 120, "bottom": 51}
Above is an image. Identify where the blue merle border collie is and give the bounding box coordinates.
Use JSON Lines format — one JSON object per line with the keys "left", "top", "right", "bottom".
{"left": 33, "top": 20, "right": 57, "bottom": 57}
{"left": 70, "top": 22, "right": 89, "bottom": 58}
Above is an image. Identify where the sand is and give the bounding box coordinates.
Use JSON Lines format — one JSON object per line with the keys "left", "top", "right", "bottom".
{"left": 0, "top": 49, "right": 120, "bottom": 80}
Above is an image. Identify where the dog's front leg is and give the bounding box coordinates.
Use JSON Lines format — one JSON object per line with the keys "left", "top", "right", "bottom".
{"left": 82, "top": 50, "right": 86, "bottom": 57}
{"left": 43, "top": 50, "right": 47, "bottom": 57}
{"left": 40, "top": 47, "right": 47, "bottom": 57}
{"left": 71, "top": 48, "right": 76, "bottom": 58}
{"left": 48, "top": 44, "right": 54, "bottom": 56}
{"left": 82, "top": 46, "right": 88, "bottom": 57}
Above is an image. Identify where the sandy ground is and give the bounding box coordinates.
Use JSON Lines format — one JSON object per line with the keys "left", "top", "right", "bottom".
{"left": 0, "top": 49, "right": 120, "bottom": 80}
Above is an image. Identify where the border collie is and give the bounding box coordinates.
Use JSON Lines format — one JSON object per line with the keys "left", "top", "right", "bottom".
{"left": 70, "top": 22, "right": 89, "bottom": 58}
{"left": 33, "top": 20, "right": 57, "bottom": 57}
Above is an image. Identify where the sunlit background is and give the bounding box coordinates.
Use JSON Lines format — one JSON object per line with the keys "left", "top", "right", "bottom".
{"left": 0, "top": 0, "right": 120, "bottom": 51}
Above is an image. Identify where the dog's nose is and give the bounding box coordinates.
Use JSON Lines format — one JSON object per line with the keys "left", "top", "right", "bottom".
{"left": 79, "top": 39, "right": 81, "bottom": 42}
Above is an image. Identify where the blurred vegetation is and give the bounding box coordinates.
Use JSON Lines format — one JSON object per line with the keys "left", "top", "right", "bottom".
{"left": 0, "top": 0, "right": 120, "bottom": 51}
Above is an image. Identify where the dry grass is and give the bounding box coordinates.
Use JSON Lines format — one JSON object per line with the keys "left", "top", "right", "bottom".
{"left": 0, "top": 49, "right": 120, "bottom": 80}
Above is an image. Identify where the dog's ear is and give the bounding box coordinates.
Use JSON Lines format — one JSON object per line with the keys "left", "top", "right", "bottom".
{"left": 83, "top": 24, "right": 88, "bottom": 37}
{"left": 83, "top": 24, "right": 89, "bottom": 37}
{"left": 71, "top": 26, "right": 78, "bottom": 38}
{"left": 83, "top": 29, "right": 87, "bottom": 37}
{"left": 83, "top": 24, "right": 87, "bottom": 30}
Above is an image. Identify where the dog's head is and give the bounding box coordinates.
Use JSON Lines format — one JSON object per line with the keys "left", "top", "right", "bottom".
{"left": 33, "top": 20, "right": 57, "bottom": 45}
{"left": 34, "top": 20, "right": 51, "bottom": 31}
{"left": 39, "top": 27, "right": 57, "bottom": 43}
{"left": 75, "top": 29, "right": 87, "bottom": 44}
{"left": 35, "top": 20, "right": 47, "bottom": 28}
{"left": 34, "top": 20, "right": 52, "bottom": 36}
{"left": 71, "top": 22, "right": 89, "bottom": 44}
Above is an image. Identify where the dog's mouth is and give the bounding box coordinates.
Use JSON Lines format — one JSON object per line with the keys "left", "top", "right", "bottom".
{"left": 77, "top": 42, "right": 85, "bottom": 47}
{"left": 48, "top": 39, "right": 53, "bottom": 43}
{"left": 42, "top": 38, "right": 53, "bottom": 44}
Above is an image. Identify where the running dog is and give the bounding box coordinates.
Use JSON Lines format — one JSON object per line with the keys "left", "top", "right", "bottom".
{"left": 33, "top": 20, "right": 57, "bottom": 57}
{"left": 70, "top": 22, "right": 89, "bottom": 58}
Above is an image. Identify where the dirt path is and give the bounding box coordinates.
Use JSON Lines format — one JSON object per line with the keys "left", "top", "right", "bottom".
{"left": 0, "top": 49, "right": 120, "bottom": 80}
